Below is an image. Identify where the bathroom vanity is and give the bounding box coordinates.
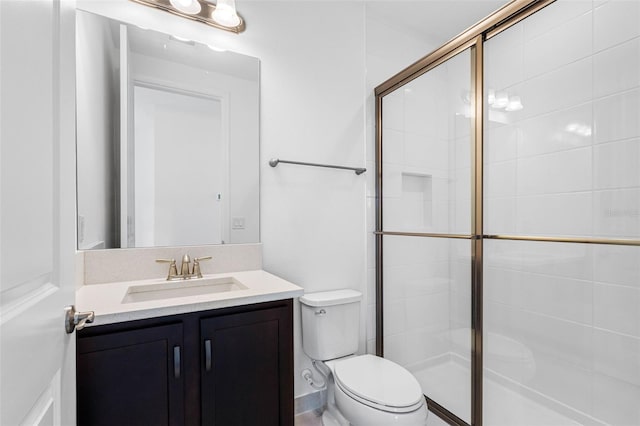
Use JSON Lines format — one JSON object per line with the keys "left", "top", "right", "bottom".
{"left": 75, "top": 268, "right": 302, "bottom": 426}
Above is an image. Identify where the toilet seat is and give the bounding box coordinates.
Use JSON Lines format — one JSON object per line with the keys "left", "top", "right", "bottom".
{"left": 333, "top": 355, "right": 424, "bottom": 414}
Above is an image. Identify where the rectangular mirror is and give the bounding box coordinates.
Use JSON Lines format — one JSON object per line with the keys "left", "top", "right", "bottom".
{"left": 76, "top": 10, "right": 260, "bottom": 250}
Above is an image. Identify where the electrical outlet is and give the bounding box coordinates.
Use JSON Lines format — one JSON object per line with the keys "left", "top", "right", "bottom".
{"left": 232, "top": 217, "right": 245, "bottom": 230}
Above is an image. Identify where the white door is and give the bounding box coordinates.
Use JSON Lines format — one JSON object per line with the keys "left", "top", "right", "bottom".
{"left": 133, "top": 85, "right": 226, "bottom": 247}
{"left": 0, "top": 1, "right": 77, "bottom": 425}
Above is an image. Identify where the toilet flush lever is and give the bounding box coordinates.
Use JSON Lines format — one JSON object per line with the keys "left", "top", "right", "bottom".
{"left": 315, "top": 309, "right": 326, "bottom": 316}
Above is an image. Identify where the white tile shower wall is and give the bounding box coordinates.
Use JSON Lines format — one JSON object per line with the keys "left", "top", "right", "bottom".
{"left": 364, "top": 5, "right": 442, "bottom": 356}
{"left": 378, "top": 41, "right": 474, "bottom": 422}
{"left": 485, "top": 0, "right": 640, "bottom": 239}
{"left": 382, "top": 52, "right": 472, "bottom": 236}
{"left": 382, "top": 236, "right": 452, "bottom": 362}
{"left": 483, "top": 2, "right": 640, "bottom": 423}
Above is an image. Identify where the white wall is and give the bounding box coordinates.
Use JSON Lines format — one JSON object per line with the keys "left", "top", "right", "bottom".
{"left": 76, "top": 11, "right": 119, "bottom": 249}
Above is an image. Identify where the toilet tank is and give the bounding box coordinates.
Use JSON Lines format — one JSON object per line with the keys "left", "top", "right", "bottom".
{"left": 299, "top": 289, "right": 362, "bottom": 361}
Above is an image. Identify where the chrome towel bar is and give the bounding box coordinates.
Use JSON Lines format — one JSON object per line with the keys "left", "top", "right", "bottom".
{"left": 269, "top": 158, "right": 366, "bottom": 175}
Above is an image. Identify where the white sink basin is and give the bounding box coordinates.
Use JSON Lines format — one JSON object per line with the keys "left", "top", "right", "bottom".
{"left": 122, "top": 276, "right": 248, "bottom": 304}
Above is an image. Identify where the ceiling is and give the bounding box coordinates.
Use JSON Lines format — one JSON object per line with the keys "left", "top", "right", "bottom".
{"left": 366, "top": 0, "right": 511, "bottom": 47}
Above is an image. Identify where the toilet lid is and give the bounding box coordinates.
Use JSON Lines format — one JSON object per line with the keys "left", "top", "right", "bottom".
{"left": 333, "top": 355, "right": 423, "bottom": 410}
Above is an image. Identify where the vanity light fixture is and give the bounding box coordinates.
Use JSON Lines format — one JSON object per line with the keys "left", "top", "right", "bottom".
{"left": 169, "top": 0, "right": 201, "bottom": 15}
{"left": 211, "top": 0, "right": 241, "bottom": 27}
{"left": 130, "top": 0, "right": 246, "bottom": 34}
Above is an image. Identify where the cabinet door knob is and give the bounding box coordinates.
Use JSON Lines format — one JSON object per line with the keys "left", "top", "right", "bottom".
{"left": 205, "top": 339, "right": 212, "bottom": 372}
{"left": 174, "top": 346, "right": 181, "bottom": 379}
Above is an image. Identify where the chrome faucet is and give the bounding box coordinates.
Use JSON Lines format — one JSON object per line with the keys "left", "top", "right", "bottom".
{"left": 156, "top": 254, "right": 212, "bottom": 280}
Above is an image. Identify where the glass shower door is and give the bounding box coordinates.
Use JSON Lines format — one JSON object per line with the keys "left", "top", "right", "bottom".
{"left": 380, "top": 47, "right": 474, "bottom": 423}
{"left": 483, "top": 0, "right": 640, "bottom": 424}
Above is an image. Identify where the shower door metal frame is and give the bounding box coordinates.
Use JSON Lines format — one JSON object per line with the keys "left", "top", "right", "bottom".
{"left": 374, "top": 1, "right": 559, "bottom": 425}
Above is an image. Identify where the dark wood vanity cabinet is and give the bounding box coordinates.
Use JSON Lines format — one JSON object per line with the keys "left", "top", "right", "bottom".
{"left": 76, "top": 299, "right": 293, "bottom": 426}
{"left": 200, "top": 305, "right": 292, "bottom": 426}
{"left": 76, "top": 323, "right": 184, "bottom": 426}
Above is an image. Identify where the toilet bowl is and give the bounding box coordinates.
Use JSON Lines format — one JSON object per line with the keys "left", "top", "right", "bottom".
{"left": 300, "top": 290, "right": 428, "bottom": 425}
{"left": 329, "top": 354, "right": 427, "bottom": 425}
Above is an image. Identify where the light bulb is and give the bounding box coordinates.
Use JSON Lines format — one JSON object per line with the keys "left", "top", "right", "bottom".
{"left": 169, "top": 0, "right": 201, "bottom": 15}
{"left": 212, "top": 0, "right": 241, "bottom": 27}
{"left": 493, "top": 91, "right": 509, "bottom": 109}
{"left": 505, "top": 95, "right": 523, "bottom": 111}
{"left": 488, "top": 89, "right": 495, "bottom": 105}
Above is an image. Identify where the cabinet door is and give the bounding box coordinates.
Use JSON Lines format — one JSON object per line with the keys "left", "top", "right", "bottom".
{"left": 201, "top": 304, "right": 293, "bottom": 426}
{"left": 77, "top": 323, "right": 184, "bottom": 426}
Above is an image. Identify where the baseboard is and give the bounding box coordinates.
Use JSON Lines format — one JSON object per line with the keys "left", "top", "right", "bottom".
{"left": 295, "top": 390, "right": 325, "bottom": 415}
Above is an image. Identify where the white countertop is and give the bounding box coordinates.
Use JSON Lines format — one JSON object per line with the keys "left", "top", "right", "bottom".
{"left": 76, "top": 270, "right": 304, "bottom": 326}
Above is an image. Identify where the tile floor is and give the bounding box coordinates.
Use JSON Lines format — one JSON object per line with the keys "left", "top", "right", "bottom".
{"left": 294, "top": 407, "right": 448, "bottom": 426}
{"left": 294, "top": 410, "right": 323, "bottom": 426}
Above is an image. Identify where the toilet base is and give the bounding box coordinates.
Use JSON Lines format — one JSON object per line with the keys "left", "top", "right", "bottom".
{"left": 322, "top": 402, "right": 349, "bottom": 426}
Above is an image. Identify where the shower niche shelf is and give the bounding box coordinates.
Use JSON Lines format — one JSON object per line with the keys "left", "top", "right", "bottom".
{"left": 400, "top": 172, "right": 433, "bottom": 231}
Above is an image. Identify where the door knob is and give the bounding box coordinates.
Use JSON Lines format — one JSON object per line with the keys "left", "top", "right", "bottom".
{"left": 64, "top": 305, "right": 95, "bottom": 334}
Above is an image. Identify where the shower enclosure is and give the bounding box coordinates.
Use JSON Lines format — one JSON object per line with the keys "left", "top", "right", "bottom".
{"left": 375, "top": 1, "right": 640, "bottom": 425}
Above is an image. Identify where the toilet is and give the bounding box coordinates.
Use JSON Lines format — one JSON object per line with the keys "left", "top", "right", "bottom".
{"left": 300, "top": 289, "right": 428, "bottom": 426}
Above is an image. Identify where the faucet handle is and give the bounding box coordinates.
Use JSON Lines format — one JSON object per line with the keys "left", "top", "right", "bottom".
{"left": 193, "top": 256, "right": 212, "bottom": 278}
{"left": 156, "top": 259, "right": 178, "bottom": 280}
